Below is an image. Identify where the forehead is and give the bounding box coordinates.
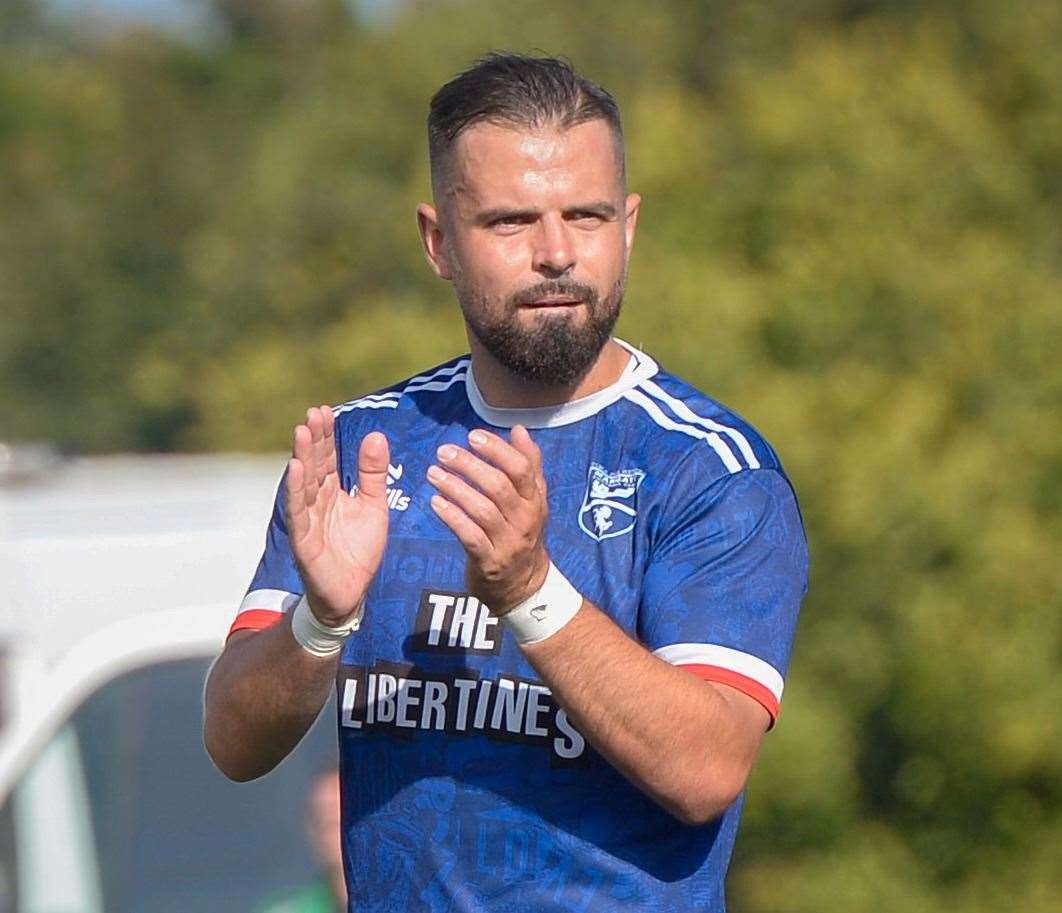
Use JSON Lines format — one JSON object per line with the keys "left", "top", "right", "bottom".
{"left": 446, "top": 119, "right": 622, "bottom": 207}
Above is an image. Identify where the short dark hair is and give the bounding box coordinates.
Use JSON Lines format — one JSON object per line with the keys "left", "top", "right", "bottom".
{"left": 428, "top": 52, "right": 624, "bottom": 191}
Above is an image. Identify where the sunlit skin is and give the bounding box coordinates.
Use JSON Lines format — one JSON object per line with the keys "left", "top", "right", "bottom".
{"left": 417, "top": 119, "right": 641, "bottom": 408}
{"left": 307, "top": 769, "right": 346, "bottom": 908}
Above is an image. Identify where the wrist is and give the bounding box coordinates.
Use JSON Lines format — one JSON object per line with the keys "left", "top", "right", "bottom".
{"left": 291, "top": 594, "right": 365, "bottom": 657}
{"left": 499, "top": 561, "right": 583, "bottom": 646}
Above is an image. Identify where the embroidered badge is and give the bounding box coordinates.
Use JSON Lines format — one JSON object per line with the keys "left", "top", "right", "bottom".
{"left": 578, "top": 463, "right": 646, "bottom": 541}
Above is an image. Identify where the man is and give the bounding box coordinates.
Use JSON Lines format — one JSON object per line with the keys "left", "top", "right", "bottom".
{"left": 254, "top": 768, "right": 347, "bottom": 913}
{"left": 204, "top": 53, "right": 808, "bottom": 912}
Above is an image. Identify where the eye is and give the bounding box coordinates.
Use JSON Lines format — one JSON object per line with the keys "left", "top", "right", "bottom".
{"left": 488, "top": 214, "right": 533, "bottom": 230}
{"left": 571, "top": 212, "right": 605, "bottom": 226}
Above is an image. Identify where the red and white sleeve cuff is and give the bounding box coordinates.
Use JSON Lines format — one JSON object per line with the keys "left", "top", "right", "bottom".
{"left": 652, "top": 643, "right": 785, "bottom": 723}
{"left": 227, "top": 588, "right": 300, "bottom": 640}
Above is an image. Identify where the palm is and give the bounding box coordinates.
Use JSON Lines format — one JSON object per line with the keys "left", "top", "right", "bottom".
{"left": 284, "top": 406, "right": 391, "bottom": 627}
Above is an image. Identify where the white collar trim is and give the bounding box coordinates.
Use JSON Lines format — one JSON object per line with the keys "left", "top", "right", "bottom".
{"left": 464, "top": 338, "right": 659, "bottom": 429}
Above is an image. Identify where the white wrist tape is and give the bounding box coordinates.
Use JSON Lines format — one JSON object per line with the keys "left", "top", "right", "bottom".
{"left": 290, "top": 595, "right": 364, "bottom": 657}
{"left": 500, "top": 562, "right": 583, "bottom": 645}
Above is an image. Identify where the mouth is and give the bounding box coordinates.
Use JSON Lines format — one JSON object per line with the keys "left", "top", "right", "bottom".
{"left": 520, "top": 297, "right": 585, "bottom": 309}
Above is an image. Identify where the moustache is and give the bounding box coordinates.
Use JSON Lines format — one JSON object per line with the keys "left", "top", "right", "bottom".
{"left": 509, "top": 280, "right": 599, "bottom": 309}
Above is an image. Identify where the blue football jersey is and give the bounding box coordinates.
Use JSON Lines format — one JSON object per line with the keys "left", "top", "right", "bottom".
{"left": 233, "top": 339, "right": 809, "bottom": 913}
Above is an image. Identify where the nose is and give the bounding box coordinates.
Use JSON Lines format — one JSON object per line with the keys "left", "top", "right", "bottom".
{"left": 532, "top": 214, "right": 576, "bottom": 277}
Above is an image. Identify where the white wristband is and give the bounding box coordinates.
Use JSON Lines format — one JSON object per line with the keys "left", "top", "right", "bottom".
{"left": 290, "top": 595, "right": 364, "bottom": 657}
{"left": 500, "top": 562, "right": 583, "bottom": 645}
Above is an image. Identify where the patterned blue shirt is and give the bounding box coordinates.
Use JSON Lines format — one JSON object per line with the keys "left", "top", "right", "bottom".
{"left": 232, "top": 339, "right": 809, "bottom": 913}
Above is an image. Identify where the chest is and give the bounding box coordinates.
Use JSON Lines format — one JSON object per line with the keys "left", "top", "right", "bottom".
{"left": 340, "top": 420, "right": 657, "bottom": 678}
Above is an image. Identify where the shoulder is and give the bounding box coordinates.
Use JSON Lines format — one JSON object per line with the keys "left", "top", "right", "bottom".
{"left": 331, "top": 353, "right": 471, "bottom": 422}
{"left": 329, "top": 353, "right": 471, "bottom": 452}
{"left": 327, "top": 355, "right": 469, "bottom": 479}
{"left": 617, "top": 353, "right": 784, "bottom": 486}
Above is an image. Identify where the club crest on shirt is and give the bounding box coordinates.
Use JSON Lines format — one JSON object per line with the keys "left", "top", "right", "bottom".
{"left": 578, "top": 463, "right": 646, "bottom": 541}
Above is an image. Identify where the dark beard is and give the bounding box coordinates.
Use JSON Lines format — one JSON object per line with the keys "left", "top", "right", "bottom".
{"left": 456, "top": 276, "right": 625, "bottom": 386}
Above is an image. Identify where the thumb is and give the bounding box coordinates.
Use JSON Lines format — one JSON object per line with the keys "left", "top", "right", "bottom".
{"left": 356, "top": 432, "right": 390, "bottom": 504}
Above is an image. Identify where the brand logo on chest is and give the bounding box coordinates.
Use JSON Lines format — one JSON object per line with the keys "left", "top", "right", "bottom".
{"left": 386, "top": 463, "right": 410, "bottom": 511}
{"left": 578, "top": 462, "right": 646, "bottom": 541}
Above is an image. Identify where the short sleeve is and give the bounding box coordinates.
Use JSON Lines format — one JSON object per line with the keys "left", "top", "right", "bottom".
{"left": 228, "top": 471, "right": 305, "bottom": 639}
{"left": 639, "top": 468, "right": 809, "bottom": 723}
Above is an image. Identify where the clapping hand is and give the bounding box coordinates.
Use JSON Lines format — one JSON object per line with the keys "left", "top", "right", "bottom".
{"left": 284, "top": 405, "right": 391, "bottom": 628}
{"left": 427, "top": 425, "right": 551, "bottom": 615}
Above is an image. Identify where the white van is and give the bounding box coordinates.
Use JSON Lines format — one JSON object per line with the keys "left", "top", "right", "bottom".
{"left": 0, "top": 447, "right": 337, "bottom": 913}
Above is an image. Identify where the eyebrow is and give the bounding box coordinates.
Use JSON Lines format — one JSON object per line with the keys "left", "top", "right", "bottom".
{"left": 476, "top": 201, "right": 618, "bottom": 224}
{"left": 570, "top": 201, "right": 618, "bottom": 219}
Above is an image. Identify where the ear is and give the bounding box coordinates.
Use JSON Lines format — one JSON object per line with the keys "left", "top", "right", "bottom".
{"left": 417, "top": 203, "right": 453, "bottom": 281}
{"left": 623, "top": 193, "right": 641, "bottom": 255}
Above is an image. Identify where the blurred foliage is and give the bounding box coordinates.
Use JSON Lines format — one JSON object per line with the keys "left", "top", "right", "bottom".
{"left": 2, "top": 0, "right": 1060, "bottom": 910}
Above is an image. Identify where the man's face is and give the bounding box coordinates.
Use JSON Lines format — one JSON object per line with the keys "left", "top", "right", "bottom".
{"left": 419, "top": 118, "right": 640, "bottom": 384}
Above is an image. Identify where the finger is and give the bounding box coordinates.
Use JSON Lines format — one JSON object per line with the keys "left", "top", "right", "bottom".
{"left": 510, "top": 425, "right": 546, "bottom": 492}
{"left": 284, "top": 459, "right": 311, "bottom": 541}
{"left": 436, "top": 443, "right": 520, "bottom": 513}
{"left": 430, "top": 494, "right": 492, "bottom": 560}
{"left": 427, "top": 464, "right": 505, "bottom": 543}
{"left": 307, "top": 407, "right": 329, "bottom": 487}
{"left": 318, "top": 404, "right": 338, "bottom": 483}
{"left": 293, "top": 424, "right": 318, "bottom": 505}
{"left": 467, "top": 428, "right": 537, "bottom": 500}
{"left": 357, "top": 432, "right": 390, "bottom": 505}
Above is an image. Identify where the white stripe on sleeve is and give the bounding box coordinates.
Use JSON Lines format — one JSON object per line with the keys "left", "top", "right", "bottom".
{"left": 237, "top": 588, "right": 301, "bottom": 615}
{"left": 639, "top": 379, "right": 760, "bottom": 469}
{"left": 333, "top": 361, "right": 470, "bottom": 415}
{"left": 652, "top": 643, "right": 785, "bottom": 703}
{"left": 623, "top": 389, "right": 743, "bottom": 473}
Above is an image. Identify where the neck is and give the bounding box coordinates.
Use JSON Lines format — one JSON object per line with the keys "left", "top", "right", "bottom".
{"left": 467, "top": 336, "right": 630, "bottom": 409}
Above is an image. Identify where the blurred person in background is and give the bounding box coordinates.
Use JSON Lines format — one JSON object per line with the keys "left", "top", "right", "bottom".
{"left": 204, "top": 52, "right": 808, "bottom": 912}
{"left": 254, "top": 767, "right": 347, "bottom": 913}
